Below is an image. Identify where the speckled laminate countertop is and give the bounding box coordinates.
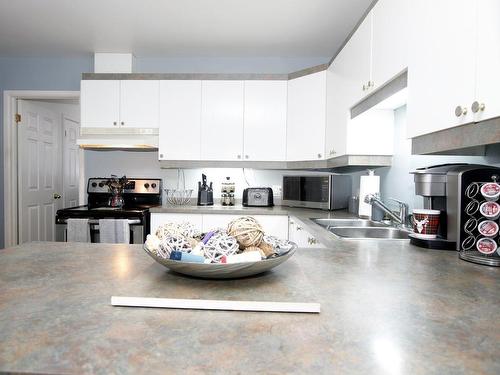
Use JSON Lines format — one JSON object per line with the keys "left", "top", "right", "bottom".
{"left": 1, "top": 234, "right": 499, "bottom": 374}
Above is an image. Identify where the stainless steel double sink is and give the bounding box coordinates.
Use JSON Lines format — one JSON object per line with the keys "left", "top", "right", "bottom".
{"left": 312, "top": 218, "right": 410, "bottom": 240}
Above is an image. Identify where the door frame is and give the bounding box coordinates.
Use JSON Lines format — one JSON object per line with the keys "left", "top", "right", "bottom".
{"left": 3, "top": 90, "right": 80, "bottom": 248}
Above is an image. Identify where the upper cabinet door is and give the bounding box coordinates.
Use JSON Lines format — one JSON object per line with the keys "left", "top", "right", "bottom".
{"left": 119, "top": 80, "right": 160, "bottom": 128}
{"left": 244, "top": 81, "right": 287, "bottom": 161}
{"left": 80, "top": 80, "right": 120, "bottom": 128}
{"left": 371, "top": 0, "right": 408, "bottom": 85}
{"left": 474, "top": 0, "right": 500, "bottom": 123}
{"left": 325, "top": 62, "right": 349, "bottom": 159}
{"left": 407, "top": 0, "right": 476, "bottom": 138}
{"left": 201, "top": 81, "right": 244, "bottom": 161}
{"left": 338, "top": 14, "right": 372, "bottom": 105}
{"left": 159, "top": 80, "right": 202, "bottom": 160}
{"left": 286, "top": 71, "right": 327, "bottom": 161}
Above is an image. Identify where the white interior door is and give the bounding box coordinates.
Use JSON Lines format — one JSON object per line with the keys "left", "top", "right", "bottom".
{"left": 18, "top": 100, "right": 63, "bottom": 243}
{"left": 63, "top": 117, "right": 80, "bottom": 208}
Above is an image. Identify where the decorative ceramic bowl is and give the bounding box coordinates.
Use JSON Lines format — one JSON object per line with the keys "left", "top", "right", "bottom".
{"left": 143, "top": 242, "right": 297, "bottom": 279}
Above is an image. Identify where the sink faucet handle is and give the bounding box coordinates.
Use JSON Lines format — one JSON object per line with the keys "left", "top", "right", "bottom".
{"left": 388, "top": 197, "right": 408, "bottom": 207}
{"left": 364, "top": 192, "right": 380, "bottom": 204}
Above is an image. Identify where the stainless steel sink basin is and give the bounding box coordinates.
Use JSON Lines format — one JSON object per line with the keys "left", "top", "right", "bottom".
{"left": 311, "top": 218, "right": 410, "bottom": 240}
{"left": 329, "top": 227, "right": 410, "bottom": 240}
{"left": 311, "top": 218, "right": 387, "bottom": 228}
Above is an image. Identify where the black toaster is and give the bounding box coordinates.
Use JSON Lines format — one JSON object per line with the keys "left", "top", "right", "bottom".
{"left": 242, "top": 187, "right": 274, "bottom": 207}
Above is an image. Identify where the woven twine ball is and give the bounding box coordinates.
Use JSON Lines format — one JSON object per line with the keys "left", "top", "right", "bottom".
{"left": 227, "top": 216, "right": 264, "bottom": 249}
{"left": 258, "top": 241, "right": 278, "bottom": 258}
{"left": 263, "top": 235, "right": 293, "bottom": 255}
{"left": 155, "top": 222, "right": 183, "bottom": 240}
{"left": 157, "top": 234, "right": 192, "bottom": 259}
{"left": 202, "top": 232, "right": 239, "bottom": 263}
{"left": 178, "top": 221, "right": 201, "bottom": 238}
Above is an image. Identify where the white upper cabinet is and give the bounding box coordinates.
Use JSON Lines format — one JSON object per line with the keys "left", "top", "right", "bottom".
{"left": 244, "top": 80, "right": 287, "bottom": 161}
{"left": 407, "top": 0, "right": 476, "bottom": 138}
{"left": 159, "top": 80, "right": 202, "bottom": 160}
{"left": 201, "top": 81, "right": 244, "bottom": 161}
{"left": 80, "top": 80, "right": 120, "bottom": 128}
{"left": 286, "top": 71, "right": 327, "bottom": 161}
{"left": 81, "top": 80, "right": 160, "bottom": 129}
{"left": 341, "top": 14, "right": 373, "bottom": 105}
{"left": 371, "top": 0, "right": 408, "bottom": 86}
{"left": 325, "top": 62, "right": 349, "bottom": 158}
{"left": 474, "top": 0, "right": 500, "bottom": 123}
{"left": 119, "top": 80, "right": 159, "bottom": 128}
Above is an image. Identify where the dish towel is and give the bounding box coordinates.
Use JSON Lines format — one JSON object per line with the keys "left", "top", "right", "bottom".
{"left": 66, "top": 218, "right": 91, "bottom": 242}
{"left": 98, "top": 219, "right": 130, "bottom": 244}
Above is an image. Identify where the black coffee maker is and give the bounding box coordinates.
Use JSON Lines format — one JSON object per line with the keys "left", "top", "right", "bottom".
{"left": 410, "top": 163, "right": 500, "bottom": 255}
{"left": 197, "top": 174, "right": 214, "bottom": 206}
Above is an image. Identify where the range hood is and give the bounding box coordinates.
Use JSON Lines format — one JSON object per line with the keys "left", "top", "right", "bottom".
{"left": 77, "top": 128, "right": 158, "bottom": 150}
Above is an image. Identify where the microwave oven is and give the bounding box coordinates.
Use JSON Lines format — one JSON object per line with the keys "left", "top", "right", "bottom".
{"left": 282, "top": 174, "right": 352, "bottom": 210}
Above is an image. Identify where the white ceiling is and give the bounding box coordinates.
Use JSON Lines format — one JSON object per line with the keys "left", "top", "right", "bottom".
{"left": 0, "top": 0, "right": 373, "bottom": 59}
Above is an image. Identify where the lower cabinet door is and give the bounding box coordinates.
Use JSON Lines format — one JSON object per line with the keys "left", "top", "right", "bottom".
{"left": 203, "top": 214, "right": 289, "bottom": 240}
{"left": 289, "top": 217, "right": 325, "bottom": 248}
{"left": 150, "top": 213, "right": 203, "bottom": 235}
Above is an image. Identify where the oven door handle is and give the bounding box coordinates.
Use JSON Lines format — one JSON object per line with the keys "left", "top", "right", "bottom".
{"left": 58, "top": 219, "right": 142, "bottom": 225}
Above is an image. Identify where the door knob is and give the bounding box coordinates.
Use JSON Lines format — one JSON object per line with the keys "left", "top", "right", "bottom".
{"left": 455, "top": 105, "right": 468, "bottom": 117}
{"left": 53, "top": 193, "right": 61, "bottom": 199}
{"left": 471, "top": 101, "right": 485, "bottom": 113}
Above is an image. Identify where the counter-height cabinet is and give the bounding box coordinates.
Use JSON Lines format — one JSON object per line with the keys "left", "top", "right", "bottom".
{"left": 286, "top": 71, "right": 327, "bottom": 161}
{"left": 407, "top": 0, "right": 500, "bottom": 139}
{"left": 158, "top": 80, "right": 202, "bottom": 160}
{"left": 81, "top": 80, "right": 159, "bottom": 129}
{"left": 151, "top": 213, "right": 289, "bottom": 240}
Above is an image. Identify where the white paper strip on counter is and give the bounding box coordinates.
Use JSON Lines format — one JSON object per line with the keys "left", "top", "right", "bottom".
{"left": 111, "top": 296, "right": 320, "bottom": 314}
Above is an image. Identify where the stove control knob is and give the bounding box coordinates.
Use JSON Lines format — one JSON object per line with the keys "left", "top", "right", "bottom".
{"left": 144, "top": 183, "right": 150, "bottom": 189}
{"left": 91, "top": 182, "right": 97, "bottom": 188}
{"left": 151, "top": 183, "right": 157, "bottom": 189}
{"left": 98, "top": 182, "right": 104, "bottom": 188}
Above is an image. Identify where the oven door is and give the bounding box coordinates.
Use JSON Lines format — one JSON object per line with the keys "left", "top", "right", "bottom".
{"left": 57, "top": 218, "right": 144, "bottom": 244}
{"left": 282, "top": 176, "right": 331, "bottom": 210}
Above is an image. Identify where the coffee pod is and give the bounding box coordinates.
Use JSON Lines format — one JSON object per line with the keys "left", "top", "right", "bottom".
{"left": 477, "top": 220, "right": 499, "bottom": 237}
{"left": 479, "top": 201, "right": 500, "bottom": 220}
{"left": 476, "top": 237, "right": 497, "bottom": 255}
{"left": 480, "top": 182, "right": 500, "bottom": 201}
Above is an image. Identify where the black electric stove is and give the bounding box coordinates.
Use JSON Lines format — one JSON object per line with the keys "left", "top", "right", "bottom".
{"left": 55, "top": 178, "right": 162, "bottom": 243}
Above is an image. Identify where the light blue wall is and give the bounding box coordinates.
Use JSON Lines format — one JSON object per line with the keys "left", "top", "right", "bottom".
{"left": 0, "top": 55, "right": 328, "bottom": 247}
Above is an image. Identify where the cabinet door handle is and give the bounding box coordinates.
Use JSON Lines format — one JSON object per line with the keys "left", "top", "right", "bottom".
{"left": 245, "top": 155, "right": 249, "bottom": 159}
{"left": 237, "top": 155, "right": 242, "bottom": 159}
{"left": 113, "top": 121, "right": 117, "bottom": 126}
{"left": 159, "top": 153, "right": 164, "bottom": 158}
{"left": 455, "top": 105, "right": 468, "bottom": 117}
{"left": 362, "top": 84, "right": 367, "bottom": 91}
{"left": 296, "top": 226, "right": 302, "bottom": 231}
{"left": 317, "top": 153, "right": 322, "bottom": 159}
{"left": 121, "top": 121, "right": 125, "bottom": 126}
{"left": 471, "top": 101, "right": 485, "bottom": 113}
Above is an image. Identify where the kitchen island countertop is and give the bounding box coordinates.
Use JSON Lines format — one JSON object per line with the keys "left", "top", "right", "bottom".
{"left": 1, "top": 235, "right": 499, "bottom": 374}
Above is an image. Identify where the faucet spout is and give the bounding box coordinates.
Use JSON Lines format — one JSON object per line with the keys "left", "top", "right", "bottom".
{"left": 364, "top": 193, "right": 407, "bottom": 226}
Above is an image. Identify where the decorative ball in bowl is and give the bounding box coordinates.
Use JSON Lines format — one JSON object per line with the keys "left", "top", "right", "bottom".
{"left": 143, "top": 216, "right": 297, "bottom": 279}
